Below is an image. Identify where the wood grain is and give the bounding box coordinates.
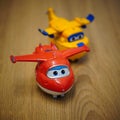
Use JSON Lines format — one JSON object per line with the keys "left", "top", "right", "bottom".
{"left": 0, "top": 0, "right": 120, "bottom": 120}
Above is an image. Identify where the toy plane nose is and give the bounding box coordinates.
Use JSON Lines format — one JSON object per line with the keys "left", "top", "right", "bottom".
{"left": 55, "top": 77, "right": 74, "bottom": 92}
{"left": 77, "top": 42, "right": 84, "bottom": 47}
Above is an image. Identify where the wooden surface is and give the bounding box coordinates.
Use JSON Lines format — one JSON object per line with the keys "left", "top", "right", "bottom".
{"left": 0, "top": 0, "right": 120, "bottom": 120}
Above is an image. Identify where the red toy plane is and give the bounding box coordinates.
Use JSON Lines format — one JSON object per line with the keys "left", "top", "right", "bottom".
{"left": 10, "top": 43, "right": 89, "bottom": 98}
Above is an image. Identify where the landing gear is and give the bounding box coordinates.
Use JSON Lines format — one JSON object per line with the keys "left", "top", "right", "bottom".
{"left": 61, "top": 94, "right": 64, "bottom": 97}
{"left": 53, "top": 95, "right": 58, "bottom": 98}
{"left": 52, "top": 94, "right": 65, "bottom": 98}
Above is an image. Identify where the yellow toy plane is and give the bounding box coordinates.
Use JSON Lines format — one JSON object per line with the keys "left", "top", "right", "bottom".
{"left": 39, "top": 8, "right": 94, "bottom": 61}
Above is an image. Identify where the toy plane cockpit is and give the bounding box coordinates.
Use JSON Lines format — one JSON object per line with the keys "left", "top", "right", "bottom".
{"left": 10, "top": 43, "right": 89, "bottom": 98}
{"left": 38, "top": 8, "right": 94, "bottom": 61}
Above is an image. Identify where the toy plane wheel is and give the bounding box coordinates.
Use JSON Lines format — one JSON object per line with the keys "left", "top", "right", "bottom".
{"left": 53, "top": 95, "right": 58, "bottom": 98}
{"left": 61, "top": 94, "right": 64, "bottom": 97}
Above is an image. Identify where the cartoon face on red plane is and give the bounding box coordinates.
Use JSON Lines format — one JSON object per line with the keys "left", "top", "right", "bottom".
{"left": 10, "top": 43, "right": 89, "bottom": 98}
{"left": 35, "top": 57, "right": 74, "bottom": 97}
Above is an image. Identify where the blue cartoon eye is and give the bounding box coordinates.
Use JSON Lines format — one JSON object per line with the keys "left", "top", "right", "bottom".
{"left": 69, "top": 37, "right": 75, "bottom": 42}
{"left": 78, "top": 33, "right": 84, "bottom": 39}
{"left": 47, "top": 65, "right": 70, "bottom": 78}
{"left": 71, "top": 37, "right": 76, "bottom": 41}
{"left": 68, "top": 32, "right": 84, "bottom": 42}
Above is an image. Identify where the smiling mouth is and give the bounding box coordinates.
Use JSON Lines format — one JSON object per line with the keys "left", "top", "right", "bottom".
{"left": 36, "top": 82, "right": 73, "bottom": 95}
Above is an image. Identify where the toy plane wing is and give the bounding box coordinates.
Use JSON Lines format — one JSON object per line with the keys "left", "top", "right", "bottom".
{"left": 38, "top": 27, "right": 56, "bottom": 38}
{"left": 62, "top": 45, "right": 90, "bottom": 58}
{"left": 10, "top": 53, "right": 54, "bottom": 63}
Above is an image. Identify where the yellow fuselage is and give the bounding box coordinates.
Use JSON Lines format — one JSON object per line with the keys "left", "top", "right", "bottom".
{"left": 40, "top": 8, "right": 93, "bottom": 61}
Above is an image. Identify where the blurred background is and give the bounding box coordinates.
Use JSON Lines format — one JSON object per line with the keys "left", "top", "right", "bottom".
{"left": 0, "top": 0, "right": 120, "bottom": 120}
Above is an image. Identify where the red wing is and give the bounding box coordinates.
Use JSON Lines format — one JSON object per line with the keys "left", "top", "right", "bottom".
{"left": 10, "top": 53, "right": 54, "bottom": 63}
{"left": 62, "top": 45, "right": 90, "bottom": 58}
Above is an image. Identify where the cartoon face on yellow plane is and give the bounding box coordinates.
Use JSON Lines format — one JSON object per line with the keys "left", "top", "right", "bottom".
{"left": 39, "top": 8, "right": 94, "bottom": 61}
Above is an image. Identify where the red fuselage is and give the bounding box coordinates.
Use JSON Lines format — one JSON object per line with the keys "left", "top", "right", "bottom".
{"left": 35, "top": 57, "right": 74, "bottom": 94}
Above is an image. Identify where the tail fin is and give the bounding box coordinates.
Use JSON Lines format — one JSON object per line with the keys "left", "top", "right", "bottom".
{"left": 47, "top": 8, "right": 57, "bottom": 21}
{"left": 74, "top": 14, "right": 95, "bottom": 27}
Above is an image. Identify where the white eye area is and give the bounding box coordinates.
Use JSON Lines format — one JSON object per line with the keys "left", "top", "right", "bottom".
{"left": 47, "top": 66, "right": 70, "bottom": 79}
{"left": 47, "top": 70, "right": 59, "bottom": 78}
{"left": 60, "top": 68, "right": 69, "bottom": 76}
{"left": 68, "top": 32, "right": 84, "bottom": 42}
{"left": 69, "top": 37, "right": 74, "bottom": 42}
{"left": 69, "top": 37, "right": 76, "bottom": 42}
